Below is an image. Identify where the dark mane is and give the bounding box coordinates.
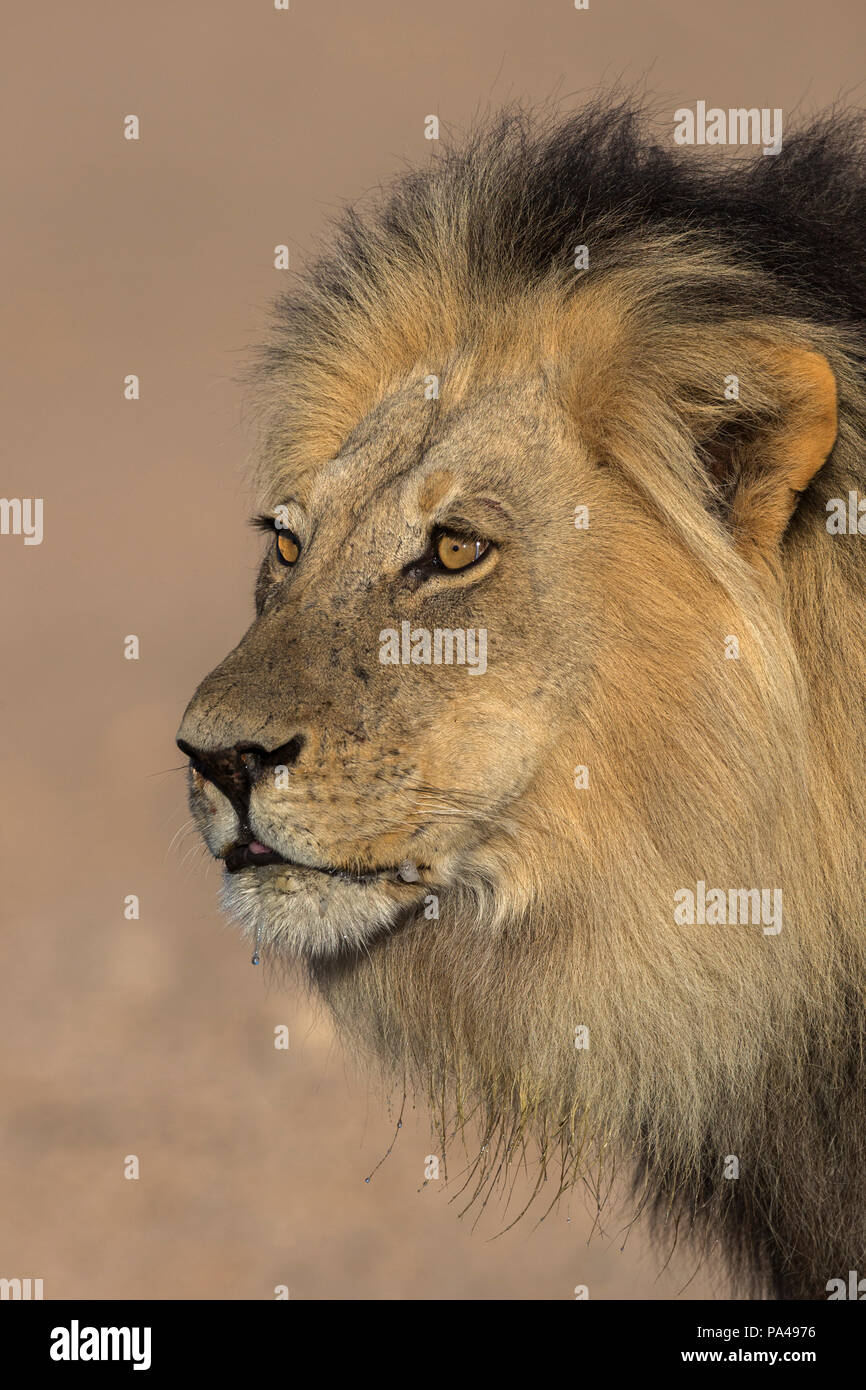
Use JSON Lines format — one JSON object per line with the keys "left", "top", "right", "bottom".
{"left": 262, "top": 100, "right": 866, "bottom": 385}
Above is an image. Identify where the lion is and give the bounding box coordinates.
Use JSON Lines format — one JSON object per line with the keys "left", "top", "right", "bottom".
{"left": 177, "top": 102, "right": 866, "bottom": 1300}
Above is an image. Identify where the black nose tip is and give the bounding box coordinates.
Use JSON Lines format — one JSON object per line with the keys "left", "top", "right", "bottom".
{"left": 176, "top": 739, "right": 261, "bottom": 815}
{"left": 176, "top": 735, "right": 305, "bottom": 815}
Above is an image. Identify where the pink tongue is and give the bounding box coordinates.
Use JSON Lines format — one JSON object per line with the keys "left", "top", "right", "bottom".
{"left": 248, "top": 841, "right": 271, "bottom": 855}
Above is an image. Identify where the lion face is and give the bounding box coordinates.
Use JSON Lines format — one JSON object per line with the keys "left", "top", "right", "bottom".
{"left": 178, "top": 318, "right": 837, "bottom": 970}
{"left": 178, "top": 370, "right": 615, "bottom": 956}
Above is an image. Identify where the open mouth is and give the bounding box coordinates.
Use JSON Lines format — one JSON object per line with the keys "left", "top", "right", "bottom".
{"left": 223, "top": 838, "right": 425, "bottom": 885}
{"left": 224, "top": 840, "right": 288, "bottom": 873}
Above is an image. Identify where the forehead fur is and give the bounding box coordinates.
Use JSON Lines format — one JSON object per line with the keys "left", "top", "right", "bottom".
{"left": 248, "top": 100, "right": 866, "bottom": 504}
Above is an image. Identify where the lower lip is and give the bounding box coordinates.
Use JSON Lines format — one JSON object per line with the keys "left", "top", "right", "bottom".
{"left": 223, "top": 847, "right": 425, "bottom": 885}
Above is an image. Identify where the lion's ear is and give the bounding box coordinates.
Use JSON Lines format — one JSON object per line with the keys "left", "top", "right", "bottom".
{"left": 700, "top": 343, "right": 838, "bottom": 560}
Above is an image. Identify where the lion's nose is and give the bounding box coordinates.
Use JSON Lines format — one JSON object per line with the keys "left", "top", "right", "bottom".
{"left": 176, "top": 736, "right": 305, "bottom": 816}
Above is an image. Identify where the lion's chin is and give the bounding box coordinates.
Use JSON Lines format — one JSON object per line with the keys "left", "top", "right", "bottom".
{"left": 218, "top": 862, "right": 424, "bottom": 958}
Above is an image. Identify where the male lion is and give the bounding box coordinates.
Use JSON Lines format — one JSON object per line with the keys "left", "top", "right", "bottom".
{"left": 178, "top": 103, "right": 866, "bottom": 1299}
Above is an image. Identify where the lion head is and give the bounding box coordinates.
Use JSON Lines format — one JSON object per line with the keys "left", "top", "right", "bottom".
{"left": 178, "top": 104, "right": 866, "bottom": 1297}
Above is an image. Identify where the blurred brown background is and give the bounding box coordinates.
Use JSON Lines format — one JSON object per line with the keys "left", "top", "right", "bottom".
{"left": 1, "top": 0, "right": 863, "bottom": 1301}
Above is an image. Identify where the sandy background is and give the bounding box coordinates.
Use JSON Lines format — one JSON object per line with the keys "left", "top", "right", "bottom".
{"left": 1, "top": 0, "right": 863, "bottom": 1300}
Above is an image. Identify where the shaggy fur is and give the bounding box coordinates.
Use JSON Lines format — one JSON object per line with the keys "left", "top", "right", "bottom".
{"left": 179, "top": 102, "right": 866, "bottom": 1299}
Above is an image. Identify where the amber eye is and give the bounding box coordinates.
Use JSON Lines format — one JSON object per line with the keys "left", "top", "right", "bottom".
{"left": 435, "top": 532, "right": 490, "bottom": 571}
{"left": 275, "top": 529, "right": 301, "bottom": 566}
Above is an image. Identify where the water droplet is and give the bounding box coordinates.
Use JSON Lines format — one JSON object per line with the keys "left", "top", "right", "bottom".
{"left": 364, "top": 1177, "right": 371, "bottom": 1184}
{"left": 251, "top": 923, "right": 262, "bottom": 965}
